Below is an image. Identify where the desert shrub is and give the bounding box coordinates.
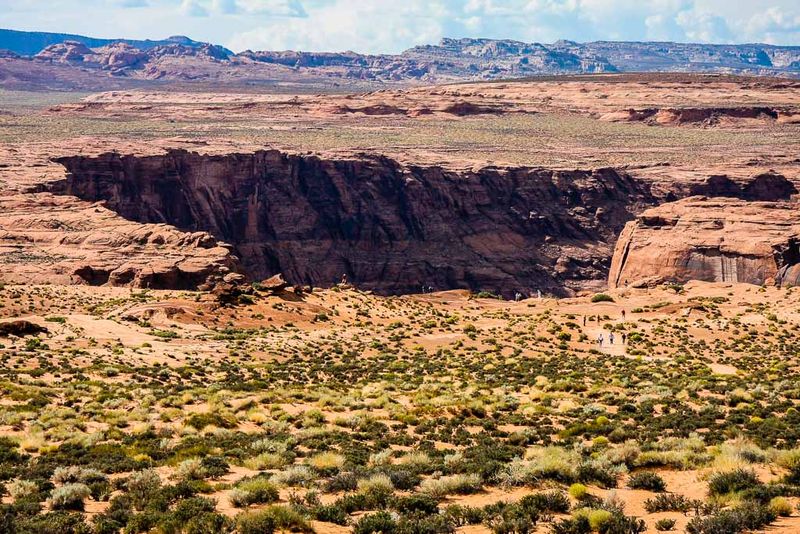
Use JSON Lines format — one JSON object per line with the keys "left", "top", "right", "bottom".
{"left": 550, "top": 515, "right": 591, "bottom": 534}
{"left": 311, "top": 503, "right": 349, "bottom": 525}
{"left": 354, "top": 511, "right": 397, "bottom": 534}
{"left": 783, "top": 463, "right": 800, "bottom": 485}
{"left": 551, "top": 509, "right": 646, "bottom": 534}
{"left": 200, "top": 456, "right": 230, "bottom": 478}
{"left": 397, "top": 512, "right": 456, "bottom": 534}
{"left": 708, "top": 469, "right": 761, "bottom": 496}
{"left": 577, "top": 462, "right": 618, "bottom": 488}
{"left": 324, "top": 471, "right": 359, "bottom": 493}
{"left": 171, "top": 495, "right": 217, "bottom": 522}
{"left": 13, "top": 511, "right": 90, "bottom": 534}
{"left": 185, "top": 412, "right": 237, "bottom": 431}
{"left": 271, "top": 465, "right": 315, "bottom": 487}
{"left": 48, "top": 483, "right": 90, "bottom": 511}
{"left": 501, "top": 447, "right": 580, "bottom": 486}
{"left": 368, "top": 449, "right": 393, "bottom": 468}
{"left": 307, "top": 452, "right": 346, "bottom": 474}
{"left": 442, "top": 504, "right": 485, "bottom": 526}
{"left": 393, "top": 493, "right": 440, "bottom": 515}
{"left": 244, "top": 452, "right": 287, "bottom": 471}
{"left": 627, "top": 472, "right": 666, "bottom": 492}
{"left": 573, "top": 508, "right": 613, "bottom": 531}
{"left": 419, "top": 473, "right": 482, "bottom": 498}
{"left": 357, "top": 473, "right": 395, "bottom": 499}
{"left": 236, "top": 505, "right": 313, "bottom": 534}
{"left": 229, "top": 476, "right": 279, "bottom": 507}
{"left": 520, "top": 491, "right": 571, "bottom": 514}
{"left": 184, "top": 511, "right": 233, "bottom": 534}
{"left": 591, "top": 294, "right": 614, "bottom": 303}
{"left": 126, "top": 469, "right": 161, "bottom": 510}
{"left": 8, "top": 479, "right": 39, "bottom": 502}
{"left": 485, "top": 504, "right": 539, "bottom": 534}
{"left": 125, "top": 510, "right": 161, "bottom": 533}
{"left": 655, "top": 518, "right": 676, "bottom": 531}
{"left": 333, "top": 493, "right": 370, "bottom": 514}
{"left": 175, "top": 458, "right": 206, "bottom": 481}
{"left": 397, "top": 451, "right": 432, "bottom": 473}
{"left": 52, "top": 466, "right": 106, "bottom": 485}
{"left": 569, "top": 483, "right": 588, "bottom": 500}
{"left": 768, "top": 496, "right": 793, "bottom": 517}
{"left": 484, "top": 491, "right": 570, "bottom": 534}
{"left": 644, "top": 493, "right": 698, "bottom": 513}
{"left": 686, "top": 502, "right": 777, "bottom": 534}
{"left": 386, "top": 469, "right": 422, "bottom": 491}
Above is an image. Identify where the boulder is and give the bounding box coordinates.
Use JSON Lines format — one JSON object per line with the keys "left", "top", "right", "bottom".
{"left": 0, "top": 320, "right": 47, "bottom": 337}
{"left": 260, "top": 273, "right": 290, "bottom": 292}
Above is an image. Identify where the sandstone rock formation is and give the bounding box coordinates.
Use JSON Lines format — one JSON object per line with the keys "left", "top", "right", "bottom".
{"left": 609, "top": 197, "right": 800, "bottom": 288}
{"left": 0, "top": 193, "right": 239, "bottom": 288}
{"left": 53, "top": 150, "right": 656, "bottom": 297}
{"left": 0, "top": 320, "right": 47, "bottom": 337}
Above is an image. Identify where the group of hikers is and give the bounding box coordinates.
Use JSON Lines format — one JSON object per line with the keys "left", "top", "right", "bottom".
{"left": 596, "top": 331, "right": 627, "bottom": 347}
{"left": 592, "top": 309, "right": 627, "bottom": 348}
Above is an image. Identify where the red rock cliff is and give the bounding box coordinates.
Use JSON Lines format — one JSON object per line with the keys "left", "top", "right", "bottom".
{"left": 53, "top": 150, "right": 656, "bottom": 296}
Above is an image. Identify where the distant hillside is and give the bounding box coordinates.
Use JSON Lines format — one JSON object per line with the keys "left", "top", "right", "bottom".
{"left": 0, "top": 28, "right": 232, "bottom": 56}
{"left": 0, "top": 31, "right": 798, "bottom": 91}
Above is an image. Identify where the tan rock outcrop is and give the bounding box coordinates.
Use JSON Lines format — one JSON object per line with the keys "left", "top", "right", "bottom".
{"left": 609, "top": 197, "right": 800, "bottom": 288}
{"left": 0, "top": 193, "right": 239, "bottom": 289}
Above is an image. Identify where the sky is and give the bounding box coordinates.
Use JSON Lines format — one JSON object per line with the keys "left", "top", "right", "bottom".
{"left": 1, "top": 0, "right": 799, "bottom": 54}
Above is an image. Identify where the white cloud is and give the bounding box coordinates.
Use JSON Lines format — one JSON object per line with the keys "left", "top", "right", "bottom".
{"left": 181, "top": 0, "right": 209, "bottom": 17}
{"left": 1, "top": 0, "right": 799, "bottom": 52}
{"left": 676, "top": 9, "right": 732, "bottom": 42}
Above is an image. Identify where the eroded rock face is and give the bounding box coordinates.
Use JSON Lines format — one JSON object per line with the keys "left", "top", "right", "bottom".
{"left": 53, "top": 150, "right": 656, "bottom": 296}
{"left": 609, "top": 197, "right": 800, "bottom": 288}
{"left": 0, "top": 320, "right": 47, "bottom": 337}
{"left": 0, "top": 193, "right": 239, "bottom": 289}
{"left": 688, "top": 172, "right": 797, "bottom": 201}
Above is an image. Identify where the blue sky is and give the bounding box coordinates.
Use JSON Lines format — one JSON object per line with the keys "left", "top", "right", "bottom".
{"left": 2, "top": 0, "right": 799, "bottom": 53}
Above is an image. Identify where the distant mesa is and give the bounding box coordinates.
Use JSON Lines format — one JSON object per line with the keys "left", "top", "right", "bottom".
{"left": 1, "top": 29, "right": 798, "bottom": 90}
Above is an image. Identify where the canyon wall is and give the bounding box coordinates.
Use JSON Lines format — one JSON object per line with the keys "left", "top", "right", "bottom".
{"left": 609, "top": 197, "right": 800, "bottom": 288}
{"left": 53, "top": 150, "right": 656, "bottom": 296}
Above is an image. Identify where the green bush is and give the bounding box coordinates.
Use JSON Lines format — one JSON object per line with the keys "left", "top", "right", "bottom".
{"left": 768, "top": 496, "right": 793, "bottom": 517}
{"left": 655, "top": 518, "right": 676, "bottom": 531}
{"left": 126, "top": 469, "right": 161, "bottom": 511}
{"left": 442, "top": 504, "right": 486, "bottom": 527}
{"left": 229, "top": 477, "right": 280, "bottom": 508}
{"left": 591, "top": 294, "right": 615, "bottom": 303}
{"left": 354, "top": 511, "right": 397, "bottom": 534}
{"left": 686, "top": 502, "right": 777, "bottom": 534}
{"left": 47, "top": 483, "right": 91, "bottom": 511}
{"left": 708, "top": 469, "right": 761, "bottom": 496}
{"left": 419, "top": 473, "right": 482, "bottom": 498}
{"left": 393, "top": 494, "right": 440, "bottom": 515}
{"left": 568, "top": 483, "right": 588, "bottom": 500}
{"left": 236, "top": 505, "right": 313, "bottom": 534}
{"left": 644, "top": 493, "right": 698, "bottom": 513}
{"left": 628, "top": 472, "right": 666, "bottom": 492}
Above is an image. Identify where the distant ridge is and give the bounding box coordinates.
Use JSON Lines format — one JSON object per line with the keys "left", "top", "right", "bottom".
{"left": 0, "top": 29, "right": 798, "bottom": 91}
{"left": 0, "top": 28, "right": 233, "bottom": 56}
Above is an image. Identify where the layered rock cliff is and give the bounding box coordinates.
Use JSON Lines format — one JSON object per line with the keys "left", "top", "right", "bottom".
{"left": 0, "top": 193, "right": 239, "bottom": 288}
{"left": 609, "top": 197, "right": 800, "bottom": 288}
{"left": 52, "top": 150, "right": 656, "bottom": 296}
